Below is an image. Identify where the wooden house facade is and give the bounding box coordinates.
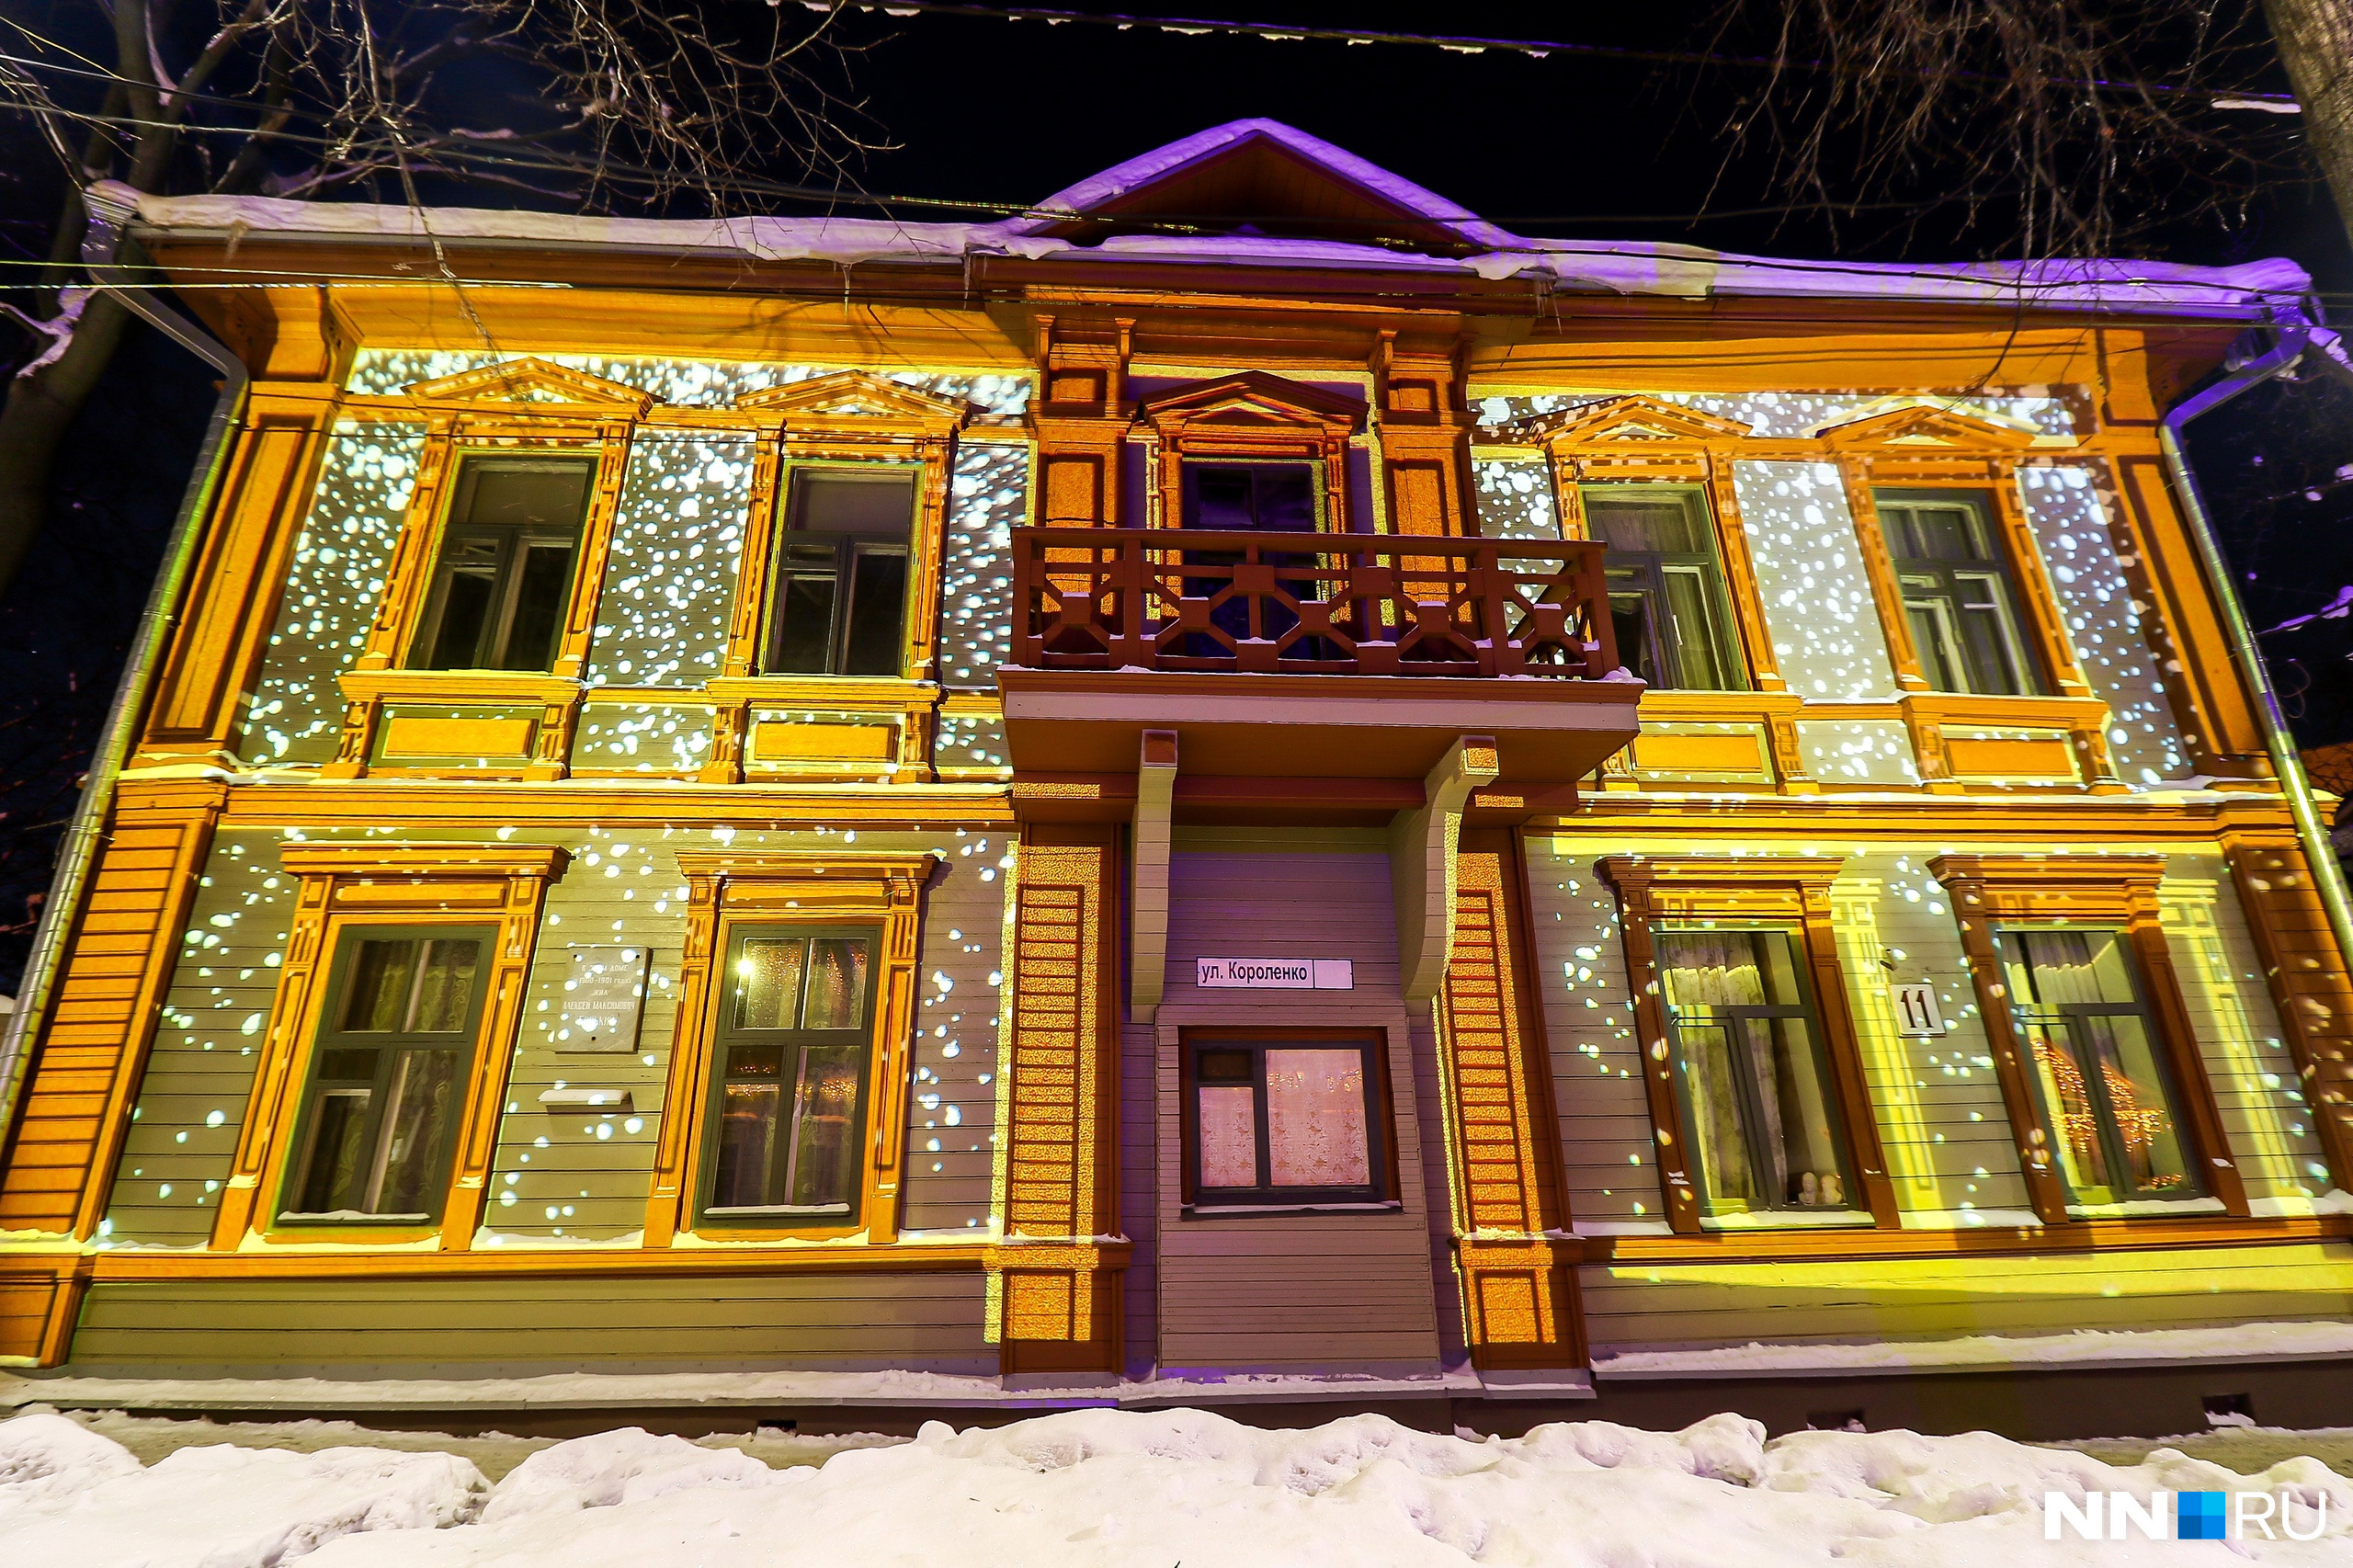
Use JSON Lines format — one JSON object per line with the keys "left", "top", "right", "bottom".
{"left": 3, "top": 120, "right": 2350, "bottom": 1434}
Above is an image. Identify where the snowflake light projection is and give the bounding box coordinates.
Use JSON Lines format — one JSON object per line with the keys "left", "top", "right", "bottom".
{"left": 1797, "top": 720, "right": 1920, "bottom": 784}
{"left": 584, "top": 434, "right": 755, "bottom": 688}
{"left": 242, "top": 426, "right": 422, "bottom": 765}
{"left": 103, "top": 833, "right": 292, "bottom": 1244}
{"left": 573, "top": 704, "right": 716, "bottom": 772}
{"left": 938, "top": 442, "right": 1028, "bottom": 688}
{"left": 347, "top": 349, "right": 1030, "bottom": 417}
{"left": 1473, "top": 390, "right": 2076, "bottom": 438}
{"left": 936, "top": 712, "right": 1009, "bottom": 773}
{"left": 1730, "top": 460, "right": 1902, "bottom": 701}
{"left": 2016, "top": 465, "right": 2188, "bottom": 785}
{"left": 1471, "top": 457, "right": 1559, "bottom": 540}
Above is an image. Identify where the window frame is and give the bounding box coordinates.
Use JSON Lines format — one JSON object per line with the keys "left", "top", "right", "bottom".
{"left": 646, "top": 851, "right": 934, "bottom": 1246}
{"left": 1994, "top": 922, "right": 2207, "bottom": 1208}
{"left": 694, "top": 919, "right": 885, "bottom": 1229}
{"left": 1177, "top": 1030, "right": 1396, "bottom": 1213}
{"left": 1653, "top": 923, "right": 1860, "bottom": 1219}
{"left": 275, "top": 920, "right": 500, "bottom": 1228}
{"left": 1929, "top": 854, "right": 2251, "bottom": 1223}
{"left": 1580, "top": 483, "right": 1750, "bottom": 693}
{"left": 407, "top": 454, "right": 600, "bottom": 675}
{"left": 212, "top": 843, "right": 569, "bottom": 1251}
{"left": 1598, "top": 855, "right": 1898, "bottom": 1233}
{"left": 1873, "top": 488, "right": 2046, "bottom": 698}
{"left": 757, "top": 459, "right": 925, "bottom": 679}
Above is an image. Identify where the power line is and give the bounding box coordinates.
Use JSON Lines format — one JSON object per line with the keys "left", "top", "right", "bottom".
{"left": 815, "top": 1, "right": 2302, "bottom": 109}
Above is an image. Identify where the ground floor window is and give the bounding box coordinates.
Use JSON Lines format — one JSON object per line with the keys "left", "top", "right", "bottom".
{"left": 1999, "top": 926, "right": 2200, "bottom": 1205}
{"left": 280, "top": 925, "right": 494, "bottom": 1223}
{"left": 1657, "top": 927, "right": 1856, "bottom": 1216}
{"left": 700, "top": 924, "right": 879, "bottom": 1224}
{"left": 1183, "top": 1034, "right": 1388, "bottom": 1209}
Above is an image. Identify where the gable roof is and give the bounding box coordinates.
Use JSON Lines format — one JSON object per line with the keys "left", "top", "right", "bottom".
{"left": 107, "top": 118, "right": 2319, "bottom": 325}
{"left": 1009, "top": 118, "right": 1518, "bottom": 254}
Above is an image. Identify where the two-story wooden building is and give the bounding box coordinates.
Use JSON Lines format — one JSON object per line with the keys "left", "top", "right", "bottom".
{"left": 4, "top": 119, "right": 2350, "bottom": 1436}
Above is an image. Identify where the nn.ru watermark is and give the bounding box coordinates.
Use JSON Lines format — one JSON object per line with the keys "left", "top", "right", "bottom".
{"left": 2044, "top": 1490, "right": 2327, "bottom": 1541}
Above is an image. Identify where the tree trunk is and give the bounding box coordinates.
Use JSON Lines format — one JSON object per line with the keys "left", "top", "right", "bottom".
{"left": 0, "top": 291, "right": 137, "bottom": 600}
{"left": 2264, "top": 0, "right": 2353, "bottom": 251}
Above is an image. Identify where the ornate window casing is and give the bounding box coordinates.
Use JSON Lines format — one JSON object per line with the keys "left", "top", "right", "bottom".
{"left": 1930, "top": 855, "right": 2250, "bottom": 1222}
{"left": 210, "top": 843, "right": 569, "bottom": 1249}
{"left": 1134, "top": 371, "right": 1365, "bottom": 535}
{"left": 1471, "top": 394, "right": 2131, "bottom": 797}
{"left": 1823, "top": 408, "right": 2121, "bottom": 794}
{"left": 644, "top": 851, "right": 935, "bottom": 1246}
{"left": 325, "top": 359, "right": 647, "bottom": 781}
{"left": 1598, "top": 855, "right": 1899, "bottom": 1233}
{"left": 702, "top": 372, "right": 972, "bottom": 785}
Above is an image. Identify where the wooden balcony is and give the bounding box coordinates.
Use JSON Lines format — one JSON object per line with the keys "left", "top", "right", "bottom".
{"left": 999, "top": 527, "right": 1644, "bottom": 793}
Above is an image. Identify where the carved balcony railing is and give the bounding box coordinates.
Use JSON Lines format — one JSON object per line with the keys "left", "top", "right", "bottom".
{"left": 1008, "top": 527, "right": 1621, "bottom": 680}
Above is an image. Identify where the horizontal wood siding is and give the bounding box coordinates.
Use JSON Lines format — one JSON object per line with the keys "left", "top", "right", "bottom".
{"left": 1120, "top": 1018, "right": 1159, "bottom": 1380}
{"left": 2, "top": 814, "right": 210, "bottom": 1235}
{"left": 101, "top": 824, "right": 1004, "bottom": 1249}
{"left": 2159, "top": 852, "right": 2336, "bottom": 1208}
{"left": 67, "top": 1271, "right": 989, "bottom": 1371}
{"left": 1153, "top": 838, "right": 1441, "bottom": 1373}
{"left": 95, "top": 831, "right": 287, "bottom": 1244}
{"left": 1583, "top": 1241, "right": 2353, "bottom": 1352}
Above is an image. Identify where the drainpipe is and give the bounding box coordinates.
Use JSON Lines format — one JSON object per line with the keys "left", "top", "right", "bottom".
{"left": 0, "top": 188, "right": 249, "bottom": 1164}
{"left": 2156, "top": 317, "right": 2353, "bottom": 993}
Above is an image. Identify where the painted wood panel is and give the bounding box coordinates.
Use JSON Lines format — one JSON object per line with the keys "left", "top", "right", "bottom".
{"left": 3, "top": 804, "right": 215, "bottom": 1238}
{"left": 1153, "top": 838, "right": 1441, "bottom": 1372}
{"left": 67, "top": 1272, "right": 990, "bottom": 1370}
{"left": 1582, "top": 1241, "right": 2353, "bottom": 1352}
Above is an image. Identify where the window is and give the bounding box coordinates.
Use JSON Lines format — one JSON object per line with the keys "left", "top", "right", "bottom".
{"left": 280, "top": 926, "right": 493, "bottom": 1223}
{"left": 1183, "top": 462, "right": 1316, "bottom": 531}
{"left": 412, "top": 457, "right": 595, "bottom": 672}
{"left": 1183, "top": 1036, "right": 1389, "bottom": 1209}
{"left": 1657, "top": 929, "right": 1855, "bottom": 1215}
{"left": 1179, "top": 462, "right": 1323, "bottom": 654}
{"left": 765, "top": 466, "right": 918, "bottom": 676}
{"left": 1875, "top": 491, "right": 2041, "bottom": 696}
{"left": 700, "top": 925, "right": 879, "bottom": 1224}
{"left": 1584, "top": 487, "right": 1745, "bottom": 690}
{"left": 1999, "top": 927, "right": 2200, "bottom": 1205}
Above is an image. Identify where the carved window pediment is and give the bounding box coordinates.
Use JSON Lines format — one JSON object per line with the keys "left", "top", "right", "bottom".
{"left": 1479, "top": 394, "right": 1753, "bottom": 449}
{"left": 1814, "top": 403, "right": 2040, "bottom": 451}
{"left": 1136, "top": 370, "right": 1366, "bottom": 450}
{"left": 404, "top": 357, "right": 657, "bottom": 415}
{"left": 733, "top": 370, "right": 972, "bottom": 433}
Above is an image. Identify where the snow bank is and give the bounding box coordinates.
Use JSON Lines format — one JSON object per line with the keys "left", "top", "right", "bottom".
{"left": 0, "top": 1413, "right": 142, "bottom": 1514}
{"left": 0, "top": 1427, "right": 486, "bottom": 1567}
{"left": 285, "top": 1406, "right": 2351, "bottom": 1566}
{"left": 10, "top": 1403, "right": 2351, "bottom": 1565}
{"left": 479, "top": 1427, "right": 785, "bottom": 1523}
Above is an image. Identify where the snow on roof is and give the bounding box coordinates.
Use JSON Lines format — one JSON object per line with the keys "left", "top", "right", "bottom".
{"left": 100, "top": 117, "right": 2318, "bottom": 322}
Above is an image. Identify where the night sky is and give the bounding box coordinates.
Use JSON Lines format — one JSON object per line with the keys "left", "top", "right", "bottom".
{"left": 3, "top": 1, "right": 2352, "bottom": 988}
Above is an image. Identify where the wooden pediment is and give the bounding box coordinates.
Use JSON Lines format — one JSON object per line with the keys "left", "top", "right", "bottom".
{"left": 1137, "top": 370, "right": 1366, "bottom": 444}
{"left": 404, "top": 357, "right": 656, "bottom": 413}
{"left": 1814, "top": 402, "right": 2040, "bottom": 450}
{"left": 1480, "top": 394, "right": 1752, "bottom": 449}
{"left": 733, "top": 369, "right": 972, "bottom": 428}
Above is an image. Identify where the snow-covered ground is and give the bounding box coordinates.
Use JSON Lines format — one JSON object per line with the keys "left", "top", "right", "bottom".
{"left": 4, "top": 1403, "right": 2348, "bottom": 1565}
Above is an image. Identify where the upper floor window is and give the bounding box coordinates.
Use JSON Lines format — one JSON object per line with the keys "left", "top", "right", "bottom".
{"left": 281, "top": 926, "right": 493, "bottom": 1224}
{"left": 1998, "top": 926, "right": 2198, "bottom": 1206}
{"left": 1584, "top": 486, "right": 1745, "bottom": 691}
{"left": 1875, "top": 490, "right": 2042, "bottom": 697}
{"left": 412, "top": 457, "right": 595, "bottom": 672}
{"left": 1182, "top": 462, "right": 1317, "bottom": 532}
{"left": 764, "top": 465, "right": 918, "bottom": 677}
{"left": 1657, "top": 928, "right": 1856, "bottom": 1216}
{"left": 701, "top": 924, "right": 879, "bottom": 1224}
